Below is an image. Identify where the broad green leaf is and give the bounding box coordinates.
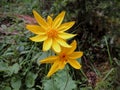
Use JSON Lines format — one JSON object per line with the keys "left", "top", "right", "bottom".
{"left": 43, "top": 79, "right": 59, "bottom": 90}
{"left": 42, "top": 67, "right": 76, "bottom": 90}
{"left": 55, "top": 70, "right": 76, "bottom": 90}
{"left": 12, "top": 63, "right": 20, "bottom": 74}
{"left": 25, "top": 72, "right": 38, "bottom": 88}
{"left": 8, "top": 63, "right": 20, "bottom": 76}
{"left": 11, "top": 77, "right": 21, "bottom": 89}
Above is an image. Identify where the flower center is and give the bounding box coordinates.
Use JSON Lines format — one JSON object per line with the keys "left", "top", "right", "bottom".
{"left": 60, "top": 53, "right": 68, "bottom": 62}
{"left": 47, "top": 29, "right": 58, "bottom": 38}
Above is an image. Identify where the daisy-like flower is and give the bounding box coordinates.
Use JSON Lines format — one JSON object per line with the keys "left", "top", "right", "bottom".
{"left": 40, "top": 40, "right": 83, "bottom": 77}
{"left": 26, "top": 10, "right": 76, "bottom": 52}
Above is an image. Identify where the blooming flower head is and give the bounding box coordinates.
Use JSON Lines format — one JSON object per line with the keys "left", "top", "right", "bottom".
{"left": 40, "top": 40, "right": 83, "bottom": 77}
{"left": 26, "top": 10, "right": 76, "bottom": 52}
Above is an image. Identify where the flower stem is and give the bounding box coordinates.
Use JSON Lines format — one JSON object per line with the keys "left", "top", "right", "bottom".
{"left": 63, "top": 67, "right": 69, "bottom": 90}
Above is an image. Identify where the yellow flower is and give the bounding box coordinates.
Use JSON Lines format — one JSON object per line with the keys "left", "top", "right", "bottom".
{"left": 40, "top": 40, "right": 83, "bottom": 77}
{"left": 26, "top": 10, "right": 76, "bottom": 52}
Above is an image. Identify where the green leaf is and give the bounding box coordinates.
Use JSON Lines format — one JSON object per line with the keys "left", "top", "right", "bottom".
{"left": 43, "top": 79, "right": 59, "bottom": 90}
{"left": 55, "top": 70, "right": 76, "bottom": 90}
{"left": 37, "top": 52, "right": 49, "bottom": 65}
{"left": 1, "top": 24, "right": 7, "bottom": 30}
{"left": 11, "top": 63, "right": 20, "bottom": 74}
{"left": 2, "top": 86, "right": 11, "bottom": 90}
{"left": 97, "top": 2, "right": 109, "bottom": 9}
{"left": 25, "top": 72, "right": 38, "bottom": 88}
{"left": 32, "top": 52, "right": 41, "bottom": 62}
{"left": 8, "top": 63, "right": 20, "bottom": 76}
{"left": 11, "top": 76, "right": 21, "bottom": 89}
{"left": 0, "top": 61, "right": 8, "bottom": 71}
{"left": 42, "top": 68, "right": 76, "bottom": 90}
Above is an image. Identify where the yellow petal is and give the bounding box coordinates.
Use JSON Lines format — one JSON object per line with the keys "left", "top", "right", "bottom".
{"left": 40, "top": 56, "right": 58, "bottom": 63}
{"left": 55, "top": 38, "right": 71, "bottom": 48}
{"left": 58, "top": 60, "right": 66, "bottom": 69}
{"left": 57, "top": 21, "right": 75, "bottom": 31}
{"left": 58, "top": 32, "right": 77, "bottom": 39}
{"left": 33, "top": 10, "right": 48, "bottom": 29}
{"left": 61, "top": 40, "right": 77, "bottom": 55}
{"left": 66, "top": 40, "right": 77, "bottom": 54}
{"left": 53, "top": 11, "right": 65, "bottom": 29}
{"left": 26, "top": 25, "right": 46, "bottom": 34}
{"left": 52, "top": 40, "right": 61, "bottom": 53}
{"left": 68, "top": 59, "right": 81, "bottom": 69}
{"left": 30, "top": 35, "right": 47, "bottom": 42}
{"left": 47, "top": 16, "right": 53, "bottom": 26}
{"left": 43, "top": 38, "right": 52, "bottom": 51}
{"left": 47, "top": 60, "right": 60, "bottom": 77}
{"left": 69, "top": 52, "right": 83, "bottom": 59}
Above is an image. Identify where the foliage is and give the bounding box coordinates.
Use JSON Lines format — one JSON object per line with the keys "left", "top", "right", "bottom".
{"left": 0, "top": 14, "right": 42, "bottom": 89}
{"left": 0, "top": 0, "right": 120, "bottom": 90}
{"left": 42, "top": 68, "right": 76, "bottom": 90}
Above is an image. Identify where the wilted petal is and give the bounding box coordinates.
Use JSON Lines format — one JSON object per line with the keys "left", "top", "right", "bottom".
{"left": 33, "top": 10, "right": 48, "bottom": 29}
{"left": 58, "top": 21, "right": 75, "bottom": 31}
{"left": 58, "top": 32, "right": 76, "bottom": 39}
{"left": 43, "top": 38, "right": 52, "bottom": 51}
{"left": 68, "top": 59, "right": 81, "bottom": 69}
{"left": 40, "top": 56, "right": 58, "bottom": 63}
{"left": 26, "top": 25, "right": 46, "bottom": 34}
{"left": 69, "top": 52, "right": 83, "bottom": 59}
{"left": 30, "top": 35, "right": 47, "bottom": 42}
{"left": 52, "top": 40, "right": 61, "bottom": 53}
{"left": 47, "top": 60, "right": 60, "bottom": 77}
{"left": 55, "top": 38, "right": 71, "bottom": 48}
{"left": 53, "top": 11, "right": 65, "bottom": 29}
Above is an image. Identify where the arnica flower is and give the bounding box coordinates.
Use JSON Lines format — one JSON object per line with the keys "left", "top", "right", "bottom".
{"left": 40, "top": 40, "right": 83, "bottom": 77}
{"left": 26, "top": 10, "right": 76, "bottom": 52}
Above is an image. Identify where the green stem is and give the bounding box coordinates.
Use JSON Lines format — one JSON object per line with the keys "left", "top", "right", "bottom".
{"left": 80, "top": 69, "right": 88, "bottom": 79}
{"left": 63, "top": 67, "right": 69, "bottom": 90}
{"left": 20, "top": 43, "right": 35, "bottom": 65}
{"left": 102, "top": 68, "right": 114, "bottom": 81}
{"left": 104, "top": 36, "right": 113, "bottom": 65}
{"left": 52, "top": 77, "right": 55, "bottom": 90}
